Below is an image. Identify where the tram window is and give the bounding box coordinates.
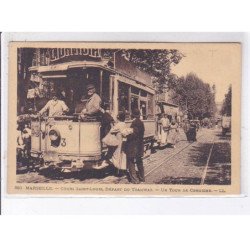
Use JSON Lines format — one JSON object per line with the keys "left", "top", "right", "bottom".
{"left": 131, "top": 96, "right": 139, "bottom": 113}
{"left": 140, "top": 100, "right": 147, "bottom": 120}
{"left": 131, "top": 86, "right": 140, "bottom": 95}
{"left": 147, "top": 93, "right": 154, "bottom": 119}
{"left": 141, "top": 90, "right": 147, "bottom": 97}
{"left": 118, "top": 82, "right": 129, "bottom": 113}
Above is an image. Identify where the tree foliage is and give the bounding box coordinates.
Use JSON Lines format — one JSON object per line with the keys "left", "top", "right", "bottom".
{"left": 102, "top": 49, "right": 183, "bottom": 93}
{"left": 103, "top": 50, "right": 217, "bottom": 119}
{"left": 173, "top": 73, "right": 216, "bottom": 119}
{"left": 221, "top": 85, "right": 232, "bottom": 116}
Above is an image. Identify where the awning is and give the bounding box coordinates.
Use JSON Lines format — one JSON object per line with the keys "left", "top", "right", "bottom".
{"left": 163, "top": 105, "right": 178, "bottom": 116}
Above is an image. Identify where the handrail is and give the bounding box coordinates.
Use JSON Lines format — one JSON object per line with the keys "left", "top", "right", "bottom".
{"left": 30, "top": 114, "right": 100, "bottom": 122}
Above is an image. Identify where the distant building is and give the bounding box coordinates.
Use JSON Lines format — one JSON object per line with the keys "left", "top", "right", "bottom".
{"left": 156, "top": 90, "right": 180, "bottom": 120}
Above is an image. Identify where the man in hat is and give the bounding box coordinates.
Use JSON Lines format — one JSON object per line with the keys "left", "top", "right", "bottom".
{"left": 39, "top": 91, "right": 69, "bottom": 117}
{"left": 124, "top": 108, "right": 145, "bottom": 184}
{"left": 81, "top": 84, "right": 104, "bottom": 116}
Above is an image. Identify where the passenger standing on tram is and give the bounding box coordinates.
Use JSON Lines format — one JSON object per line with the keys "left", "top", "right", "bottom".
{"left": 39, "top": 91, "right": 69, "bottom": 117}
{"left": 160, "top": 113, "right": 170, "bottom": 146}
{"left": 124, "top": 109, "right": 145, "bottom": 184}
{"left": 81, "top": 84, "right": 104, "bottom": 116}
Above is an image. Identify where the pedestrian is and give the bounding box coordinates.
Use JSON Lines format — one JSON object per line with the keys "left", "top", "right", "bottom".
{"left": 39, "top": 91, "right": 69, "bottom": 117}
{"left": 124, "top": 109, "right": 145, "bottom": 184}
{"left": 189, "top": 121, "right": 197, "bottom": 141}
{"left": 159, "top": 113, "right": 170, "bottom": 146}
{"left": 183, "top": 118, "right": 191, "bottom": 141}
{"left": 81, "top": 84, "right": 104, "bottom": 116}
{"left": 101, "top": 111, "right": 127, "bottom": 170}
{"left": 167, "top": 119, "right": 178, "bottom": 148}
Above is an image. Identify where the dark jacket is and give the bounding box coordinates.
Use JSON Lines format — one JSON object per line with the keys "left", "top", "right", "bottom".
{"left": 126, "top": 118, "right": 145, "bottom": 158}
{"left": 101, "top": 112, "right": 115, "bottom": 138}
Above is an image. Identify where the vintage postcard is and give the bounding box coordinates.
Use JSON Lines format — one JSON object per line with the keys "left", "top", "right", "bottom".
{"left": 7, "top": 42, "right": 241, "bottom": 196}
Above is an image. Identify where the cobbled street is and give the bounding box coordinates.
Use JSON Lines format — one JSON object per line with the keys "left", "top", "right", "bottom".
{"left": 17, "top": 127, "right": 231, "bottom": 185}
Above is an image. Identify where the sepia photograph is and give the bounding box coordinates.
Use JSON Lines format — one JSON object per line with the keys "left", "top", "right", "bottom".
{"left": 7, "top": 42, "right": 241, "bottom": 195}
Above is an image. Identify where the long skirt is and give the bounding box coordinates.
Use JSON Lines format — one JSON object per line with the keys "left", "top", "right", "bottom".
{"left": 167, "top": 128, "right": 178, "bottom": 145}
{"left": 188, "top": 127, "right": 197, "bottom": 141}
{"left": 160, "top": 129, "right": 168, "bottom": 145}
{"left": 111, "top": 141, "right": 127, "bottom": 170}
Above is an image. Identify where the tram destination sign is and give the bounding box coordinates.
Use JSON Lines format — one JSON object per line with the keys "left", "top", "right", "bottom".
{"left": 49, "top": 48, "right": 102, "bottom": 63}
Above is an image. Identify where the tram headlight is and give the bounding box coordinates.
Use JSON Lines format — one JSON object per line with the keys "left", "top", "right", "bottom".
{"left": 49, "top": 129, "right": 60, "bottom": 141}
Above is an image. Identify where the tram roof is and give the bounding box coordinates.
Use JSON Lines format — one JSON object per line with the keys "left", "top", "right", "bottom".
{"left": 29, "top": 60, "right": 155, "bottom": 91}
{"left": 29, "top": 60, "right": 114, "bottom": 73}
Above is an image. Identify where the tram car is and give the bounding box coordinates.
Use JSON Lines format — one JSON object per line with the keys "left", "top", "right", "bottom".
{"left": 28, "top": 48, "right": 157, "bottom": 172}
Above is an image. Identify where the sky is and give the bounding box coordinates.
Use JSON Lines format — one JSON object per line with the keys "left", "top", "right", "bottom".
{"left": 171, "top": 43, "right": 241, "bottom": 103}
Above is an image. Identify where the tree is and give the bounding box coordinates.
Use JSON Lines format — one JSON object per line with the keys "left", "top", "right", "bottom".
{"left": 102, "top": 49, "right": 183, "bottom": 93}
{"left": 173, "top": 73, "right": 216, "bottom": 119}
{"left": 221, "top": 85, "right": 232, "bottom": 116}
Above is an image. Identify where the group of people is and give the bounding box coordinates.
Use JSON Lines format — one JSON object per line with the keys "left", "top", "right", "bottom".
{"left": 159, "top": 113, "right": 179, "bottom": 147}
{"left": 158, "top": 114, "right": 199, "bottom": 147}
{"left": 38, "top": 83, "right": 145, "bottom": 184}
{"left": 39, "top": 83, "right": 104, "bottom": 117}
{"left": 100, "top": 109, "right": 145, "bottom": 184}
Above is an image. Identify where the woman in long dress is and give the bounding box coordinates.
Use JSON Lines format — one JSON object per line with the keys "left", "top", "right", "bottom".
{"left": 159, "top": 113, "right": 170, "bottom": 146}
{"left": 102, "top": 112, "right": 127, "bottom": 170}
{"left": 167, "top": 119, "right": 178, "bottom": 147}
{"left": 183, "top": 119, "right": 191, "bottom": 141}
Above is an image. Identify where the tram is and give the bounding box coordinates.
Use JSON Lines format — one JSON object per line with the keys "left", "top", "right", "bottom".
{"left": 28, "top": 48, "right": 157, "bottom": 171}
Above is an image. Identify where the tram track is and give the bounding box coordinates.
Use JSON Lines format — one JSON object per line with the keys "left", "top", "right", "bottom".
{"left": 200, "top": 135, "right": 216, "bottom": 185}
{"left": 92, "top": 130, "right": 216, "bottom": 185}
{"left": 144, "top": 134, "right": 205, "bottom": 178}
{"left": 93, "top": 133, "right": 206, "bottom": 184}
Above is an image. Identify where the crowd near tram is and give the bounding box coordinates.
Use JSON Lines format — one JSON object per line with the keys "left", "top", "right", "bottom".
{"left": 16, "top": 48, "right": 212, "bottom": 184}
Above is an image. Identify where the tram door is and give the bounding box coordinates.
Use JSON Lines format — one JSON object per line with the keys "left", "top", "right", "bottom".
{"left": 66, "top": 69, "right": 86, "bottom": 113}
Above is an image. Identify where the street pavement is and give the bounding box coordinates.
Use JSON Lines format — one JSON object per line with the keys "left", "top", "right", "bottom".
{"left": 16, "top": 127, "right": 231, "bottom": 185}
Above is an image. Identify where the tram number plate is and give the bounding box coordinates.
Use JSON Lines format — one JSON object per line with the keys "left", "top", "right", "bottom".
{"left": 61, "top": 138, "right": 67, "bottom": 147}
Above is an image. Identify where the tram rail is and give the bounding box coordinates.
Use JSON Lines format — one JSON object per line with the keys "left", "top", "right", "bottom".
{"left": 145, "top": 134, "right": 205, "bottom": 177}
{"left": 200, "top": 136, "right": 216, "bottom": 185}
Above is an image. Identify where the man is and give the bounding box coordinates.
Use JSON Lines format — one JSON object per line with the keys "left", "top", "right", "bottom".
{"left": 101, "top": 103, "right": 115, "bottom": 138}
{"left": 81, "top": 84, "right": 104, "bottom": 116}
{"left": 39, "top": 91, "right": 69, "bottom": 117}
{"left": 125, "top": 109, "right": 145, "bottom": 184}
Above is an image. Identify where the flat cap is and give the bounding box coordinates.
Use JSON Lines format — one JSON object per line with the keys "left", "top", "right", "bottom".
{"left": 86, "top": 84, "right": 95, "bottom": 90}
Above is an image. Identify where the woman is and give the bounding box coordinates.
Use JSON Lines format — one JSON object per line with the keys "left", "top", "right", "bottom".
{"left": 101, "top": 112, "right": 127, "bottom": 170}
{"left": 189, "top": 121, "right": 197, "bottom": 141}
{"left": 183, "top": 119, "right": 191, "bottom": 141}
{"left": 159, "top": 113, "right": 170, "bottom": 146}
{"left": 167, "top": 119, "right": 178, "bottom": 148}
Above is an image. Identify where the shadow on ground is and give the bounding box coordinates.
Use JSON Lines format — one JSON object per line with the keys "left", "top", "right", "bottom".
{"left": 159, "top": 134, "right": 231, "bottom": 185}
